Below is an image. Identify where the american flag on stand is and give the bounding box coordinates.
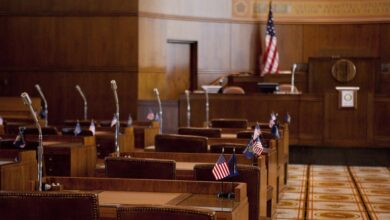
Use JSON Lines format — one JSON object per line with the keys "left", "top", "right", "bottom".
{"left": 261, "top": 1, "right": 279, "bottom": 76}
{"left": 14, "top": 127, "right": 26, "bottom": 148}
{"left": 269, "top": 112, "right": 276, "bottom": 128}
{"left": 146, "top": 109, "right": 155, "bottom": 121}
{"left": 252, "top": 138, "right": 264, "bottom": 156}
{"left": 212, "top": 154, "right": 230, "bottom": 180}
{"left": 110, "top": 114, "right": 118, "bottom": 127}
{"left": 89, "top": 120, "right": 96, "bottom": 136}
{"left": 253, "top": 123, "right": 261, "bottom": 140}
{"left": 74, "top": 121, "right": 82, "bottom": 136}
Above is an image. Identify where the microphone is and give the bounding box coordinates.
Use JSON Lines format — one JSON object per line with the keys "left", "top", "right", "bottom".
{"left": 203, "top": 89, "right": 209, "bottom": 128}
{"left": 185, "top": 90, "right": 191, "bottom": 127}
{"left": 21, "top": 92, "right": 43, "bottom": 191}
{"left": 34, "top": 84, "right": 48, "bottom": 127}
{"left": 110, "top": 80, "right": 120, "bottom": 156}
{"left": 153, "top": 88, "right": 163, "bottom": 134}
{"left": 75, "top": 85, "right": 88, "bottom": 120}
{"left": 291, "top": 64, "right": 297, "bottom": 93}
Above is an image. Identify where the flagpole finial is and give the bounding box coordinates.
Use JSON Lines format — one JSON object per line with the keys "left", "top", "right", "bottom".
{"left": 233, "top": 147, "right": 235, "bottom": 153}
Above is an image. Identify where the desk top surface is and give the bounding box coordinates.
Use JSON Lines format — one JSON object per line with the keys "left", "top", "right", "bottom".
{"left": 98, "top": 190, "right": 238, "bottom": 212}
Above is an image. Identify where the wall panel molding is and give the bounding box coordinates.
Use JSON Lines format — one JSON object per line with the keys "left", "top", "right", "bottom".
{"left": 233, "top": 0, "right": 390, "bottom": 23}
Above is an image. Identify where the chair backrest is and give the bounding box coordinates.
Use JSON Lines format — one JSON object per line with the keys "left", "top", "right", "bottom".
{"left": 0, "top": 191, "right": 99, "bottom": 220}
{"left": 117, "top": 205, "right": 215, "bottom": 220}
{"left": 222, "top": 86, "right": 245, "bottom": 94}
{"left": 278, "top": 84, "right": 299, "bottom": 93}
{"left": 105, "top": 157, "right": 176, "bottom": 179}
{"left": 155, "top": 134, "right": 208, "bottom": 153}
{"left": 178, "top": 127, "right": 221, "bottom": 138}
{"left": 209, "top": 143, "right": 247, "bottom": 154}
{"left": 210, "top": 119, "right": 248, "bottom": 129}
{"left": 23, "top": 127, "right": 59, "bottom": 135}
{"left": 194, "top": 164, "right": 261, "bottom": 220}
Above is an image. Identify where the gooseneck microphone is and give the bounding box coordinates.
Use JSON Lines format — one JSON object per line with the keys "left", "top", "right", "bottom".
{"left": 111, "top": 80, "right": 120, "bottom": 157}
{"left": 21, "top": 92, "right": 43, "bottom": 191}
{"left": 75, "top": 85, "right": 88, "bottom": 120}
{"left": 153, "top": 88, "right": 163, "bottom": 134}
{"left": 185, "top": 90, "right": 191, "bottom": 127}
{"left": 34, "top": 84, "right": 48, "bottom": 127}
{"left": 291, "top": 64, "right": 297, "bottom": 93}
{"left": 204, "top": 89, "right": 209, "bottom": 128}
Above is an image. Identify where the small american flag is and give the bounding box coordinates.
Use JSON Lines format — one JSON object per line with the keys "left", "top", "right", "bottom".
{"left": 127, "top": 114, "right": 133, "bottom": 126}
{"left": 74, "top": 121, "right": 82, "bottom": 136}
{"left": 14, "top": 127, "right": 26, "bottom": 148}
{"left": 269, "top": 112, "right": 276, "bottom": 128}
{"left": 253, "top": 123, "right": 261, "bottom": 140}
{"left": 262, "top": 1, "right": 279, "bottom": 76}
{"left": 252, "top": 138, "right": 264, "bottom": 156}
{"left": 89, "top": 120, "right": 96, "bottom": 136}
{"left": 212, "top": 154, "right": 230, "bottom": 180}
{"left": 110, "top": 114, "right": 118, "bottom": 127}
{"left": 146, "top": 109, "right": 155, "bottom": 121}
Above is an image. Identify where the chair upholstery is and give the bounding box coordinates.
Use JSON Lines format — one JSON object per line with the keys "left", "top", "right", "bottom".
{"left": 0, "top": 191, "right": 99, "bottom": 220}
{"left": 209, "top": 143, "right": 247, "bottom": 154}
{"left": 178, "top": 127, "right": 221, "bottom": 138}
{"left": 117, "top": 205, "right": 215, "bottom": 220}
{"left": 210, "top": 118, "right": 248, "bottom": 129}
{"left": 155, "top": 134, "right": 208, "bottom": 153}
{"left": 194, "top": 164, "right": 261, "bottom": 220}
{"left": 105, "top": 157, "right": 176, "bottom": 179}
{"left": 222, "top": 86, "right": 245, "bottom": 94}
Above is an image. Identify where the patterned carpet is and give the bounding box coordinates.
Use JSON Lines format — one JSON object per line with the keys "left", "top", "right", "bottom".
{"left": 275, "top": 165, "right": 390, "bottom": 220}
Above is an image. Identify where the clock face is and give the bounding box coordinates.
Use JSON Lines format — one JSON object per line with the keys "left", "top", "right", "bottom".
{"left": 343, "top": 93, "right": 353, "bottom": 102}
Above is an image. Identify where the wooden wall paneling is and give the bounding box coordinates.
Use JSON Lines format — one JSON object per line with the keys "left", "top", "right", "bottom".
{"left": 230, "top": 23, "right": 260, "bottom": 74}
{"left": 298, "top": 95, "right": 324, "bottom": 145}
{"left": 308, "top": 57, "right": 379, "bottom": 94}
{"left": 302, "top": 24, "right": 381, "bottom": 61}
{"left": 0, "top": 0, "right": 139, "bottom": 14}
{"left": 324, "top": 92, "right": 372, "bottom": 147}
{"left": 373, "top": 95, "right": 390, "bottom": 146}
{"left": 272, "top": 24, "right": 304, "bottom": 70}
{"left": 380, "top": 24, "right": 390, "bottom": 63}
{"left": 138, "top": 17, "right": 167, "bottom": 100}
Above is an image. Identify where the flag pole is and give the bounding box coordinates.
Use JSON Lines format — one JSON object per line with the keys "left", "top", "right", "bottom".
{"left": 229, "top": 147, "right": 236, "bottom": 199}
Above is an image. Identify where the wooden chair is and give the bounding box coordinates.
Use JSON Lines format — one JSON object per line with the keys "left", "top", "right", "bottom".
{"left": 0, "top": 191, "right": 99, "bottom": 220}
{"left": 117, "top": 205, "right": 215, "bottom": 220}
{"left": 105, "top": 157, "right": 176, "bottom": 179}
{"left": 155, "top": 134, "right": 208, "bottom": 153}
{"left": 23, "top": 126, "right": 59, "bottom": 135}
{"left": 210, "top": 118, "right": 248, "bottom": 129}
{"left": 194, "top": 164, "right": 262, "bottom": 220}
{"left": 222, "top": 86, "right": 245, "bottom": 94}
{"left": 178, "top": 127, "right": 221, "bottom": 138}
{"left": 209, "top": 143, "right": 247, "bottom": 154}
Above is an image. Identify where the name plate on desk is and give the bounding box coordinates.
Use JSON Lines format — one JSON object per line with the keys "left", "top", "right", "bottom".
{"left": 336, "top": 86, "right": 360, "bottom": 109}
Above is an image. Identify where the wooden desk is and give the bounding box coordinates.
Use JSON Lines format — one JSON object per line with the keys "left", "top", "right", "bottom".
{"left": 0, "top": 149, "right": 37, "bottom": 190}
{"left": 16, "top": 135, "right": 98, "bottom": 177}
{"left": 95, "top": 127, "right": 134, "bottom": 158}
{"left": 122, "top": 151, "right": 267, "bottom": 218}
{"left": 44, "top": 177, "right": 249, "bottom": 220}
